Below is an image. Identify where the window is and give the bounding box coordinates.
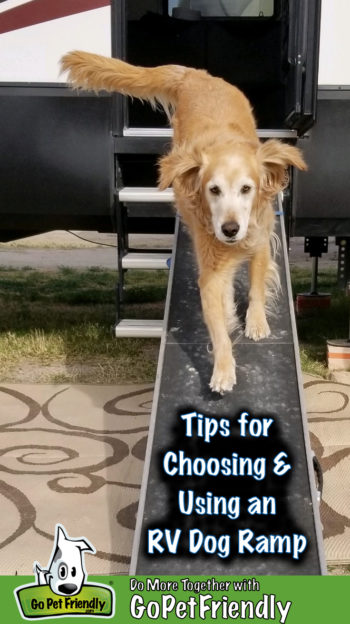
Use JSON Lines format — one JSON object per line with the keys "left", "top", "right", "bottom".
{"left": 168, "top": 0, "right": 274, "bottom": 18}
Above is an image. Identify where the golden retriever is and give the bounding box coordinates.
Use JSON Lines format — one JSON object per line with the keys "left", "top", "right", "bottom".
{"left": 61, "top": 52, "right": 306, "bottom": 394}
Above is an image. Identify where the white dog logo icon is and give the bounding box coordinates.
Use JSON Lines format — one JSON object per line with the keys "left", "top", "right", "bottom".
{"left": 34, "top": 524, "right": 95, "bottom": 596}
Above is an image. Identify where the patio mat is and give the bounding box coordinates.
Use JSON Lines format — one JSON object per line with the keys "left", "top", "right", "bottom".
{"left": 304, "top": 375, "right": 350, "bottom": 565}
{"left": 0, "top": 378, "right": 349, "bottom": 574}
{"left": 0, "top": 384, "right": 152, "bottom": 575}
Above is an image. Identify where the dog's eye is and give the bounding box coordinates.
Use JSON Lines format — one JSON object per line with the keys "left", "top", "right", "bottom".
{"left": 58, "top": 563, "right": 68, "bottom": 580}
{"left": 241, "top": 185, "right": 251, "bottom": 194}
{"left": 209, "top": 185, "right": 221, "bottom": 195}
{"left": 71, "top": 567, "right": 76, "bottom": 577}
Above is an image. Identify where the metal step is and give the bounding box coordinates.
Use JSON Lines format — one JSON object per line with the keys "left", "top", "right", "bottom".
{"left": 123, "top": 127, "right": 298, "bottom": 139}
{"left": 121, "top": 252, "right": 171, "bottom": 269}
{"left": 114, "top": 319, "right": 163, "bottom": 338}
{"left": 119, "top": 187, "right": 174, "bottom": 203}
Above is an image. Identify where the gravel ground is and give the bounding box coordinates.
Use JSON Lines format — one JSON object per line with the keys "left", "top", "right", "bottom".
{"left": 0, "top": 231, "right": 338, "bottom": 270}
{"left": 0, "top": 231, "right": 174, "bottom": 269}
{"left": 288, "top": 236, "right": 338, "bottom": 269}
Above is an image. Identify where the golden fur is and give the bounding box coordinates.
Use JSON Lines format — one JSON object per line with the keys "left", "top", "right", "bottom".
{"left": 61, "top": 51, "right": 307, "bottom": 394}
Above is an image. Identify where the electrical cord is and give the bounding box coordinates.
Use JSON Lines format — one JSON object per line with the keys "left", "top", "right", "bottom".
{"left": 67, "top": 230, "right": 117, "bottom": 248}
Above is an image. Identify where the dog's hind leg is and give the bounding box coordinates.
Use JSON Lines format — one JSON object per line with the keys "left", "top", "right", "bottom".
{"left": 199, "top": 268, "right": 237, "bottom": 394}
{"left": 245, "top": 241, "right": 272, "bottom": 341}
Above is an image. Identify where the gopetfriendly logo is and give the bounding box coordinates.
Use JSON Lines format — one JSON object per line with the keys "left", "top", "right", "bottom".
{"left": 15, "top": 524, "right": 115, "bottom": 619}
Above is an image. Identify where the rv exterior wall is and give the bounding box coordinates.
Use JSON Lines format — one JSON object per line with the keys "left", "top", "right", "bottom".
{"left": 0, "top": 3, "right": 111, "bottom": 83}
{"left": 0, "top": 0, "right": 349, "bottom": 86}
{"left": 318, "top": 0, "right": 350, "bottom": 85}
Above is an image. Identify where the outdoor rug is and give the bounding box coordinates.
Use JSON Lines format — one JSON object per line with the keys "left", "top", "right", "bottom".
{"left": 304, "top": 374, "right": 350, "bottom": 566}
{"left": 0, "top": 377, "right": 349, "bottom": 575}
{"left": 0, "top": 384, "right": 152, "bottom": 575}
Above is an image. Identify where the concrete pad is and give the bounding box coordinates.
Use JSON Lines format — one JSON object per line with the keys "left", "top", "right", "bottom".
{"left": 0, "top": 247, "right": 117, "bottom": 270}
{"left": 0, "top": 231, "right": 115, "bottom": 249}
{"left": 0, "top": 232, "right": 174, "bottom": 269}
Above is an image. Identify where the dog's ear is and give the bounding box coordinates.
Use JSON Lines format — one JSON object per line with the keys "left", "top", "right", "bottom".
{"left": 57, "top": 525, "right": 68, "bottom": 548}
{"left": 75, "top": 538, "right": 95, "bottom": 554}
{"left": 258, "top": 139, "right": 307, "bottom": 196}
{"left": 158, "top": 145, "right": 203, "bottom": 195}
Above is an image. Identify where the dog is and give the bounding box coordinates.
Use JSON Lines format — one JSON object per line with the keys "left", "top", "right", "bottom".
{"left": 34, "top": 524, "right": 95, "bottom": 596}
{"left": 61, "top": 51, "right": 306, "bottom": 394}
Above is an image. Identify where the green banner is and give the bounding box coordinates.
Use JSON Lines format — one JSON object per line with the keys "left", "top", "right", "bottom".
{"left": 3, "top": 574, "right": 350, "bottom": 623}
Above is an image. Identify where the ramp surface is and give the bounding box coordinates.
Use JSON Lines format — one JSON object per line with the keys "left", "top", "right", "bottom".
{"left": 131, "top": 213, "right": 325, "bottom": 575}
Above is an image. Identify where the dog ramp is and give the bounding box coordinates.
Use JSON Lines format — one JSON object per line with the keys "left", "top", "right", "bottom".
{"left": 131, "top": 209, "right": 325, "bottom": 575}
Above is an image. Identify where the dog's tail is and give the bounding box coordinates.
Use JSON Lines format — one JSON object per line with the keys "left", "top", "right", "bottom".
{"left": 60, "top": 51, "right": 187, "bottom": 118}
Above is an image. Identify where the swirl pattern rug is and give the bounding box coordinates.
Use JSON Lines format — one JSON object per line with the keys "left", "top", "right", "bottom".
{"left": 0, "top": 384, "right": 152, "bottom": 575}
{"left": 0, "top": 377, "right": 349, "bottom": 573}
{"left": 304, "top": 374, "right": 350, "bottom": 566}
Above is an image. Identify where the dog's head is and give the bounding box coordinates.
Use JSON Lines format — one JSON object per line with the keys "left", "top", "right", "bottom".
{"left": 159, "top": 139, "right": 306, "bottom": 244}
{"left": 44, "top": 525, "right": 95, "bottom": 596}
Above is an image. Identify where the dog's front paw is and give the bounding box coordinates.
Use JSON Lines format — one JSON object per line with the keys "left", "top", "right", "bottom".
{"left": 210, "top": 360, "right": 237, "bottom": 394}
{"left": 245, "top": 307, "right": 271, "bottom": 341}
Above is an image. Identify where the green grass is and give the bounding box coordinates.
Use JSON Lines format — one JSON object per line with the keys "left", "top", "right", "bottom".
{"left": 0, "top": 264, "right": 347, "bottom": 384}
{"left": 0, "top": 267, "right": 168, "bottom": 383}
{"left": 291, "top": 266, "right": 349, "bottom": 377}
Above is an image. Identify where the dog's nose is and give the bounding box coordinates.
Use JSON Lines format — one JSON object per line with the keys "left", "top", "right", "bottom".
{"left": 221, "top": 221, "right": 240, "bottom": 239}
{"left": 58, "top": 583, "right": 78, "bottom": 595}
